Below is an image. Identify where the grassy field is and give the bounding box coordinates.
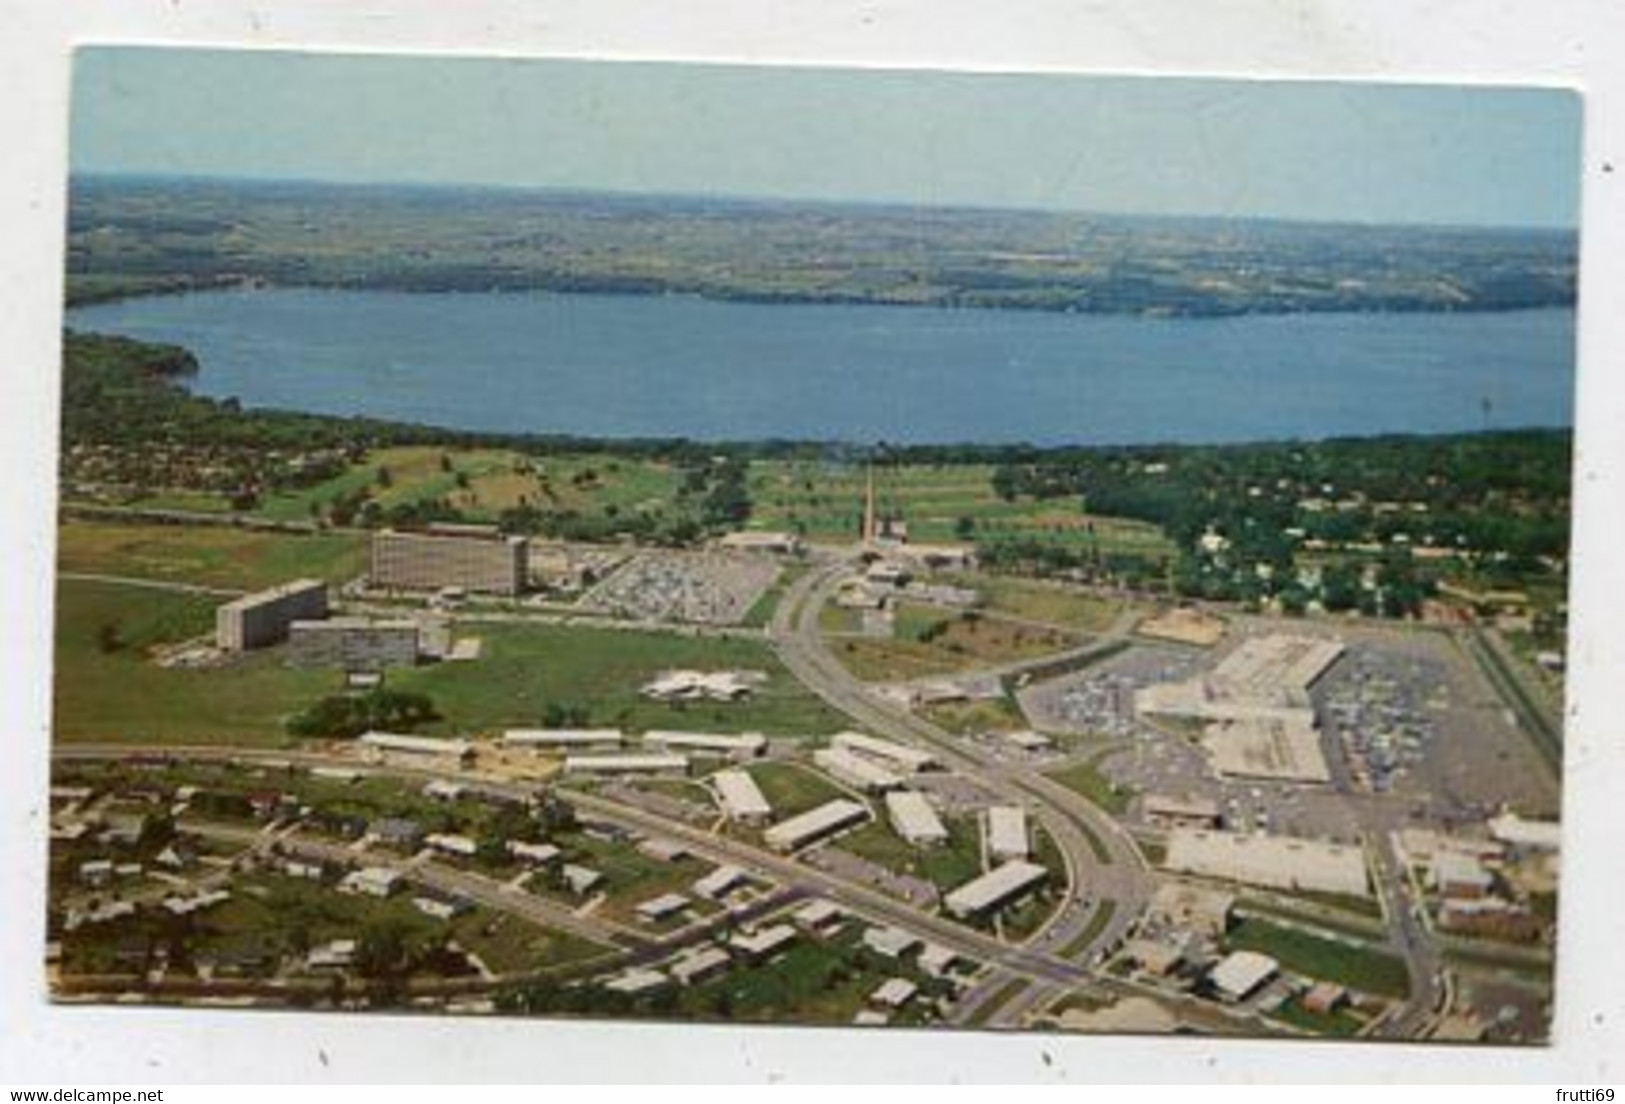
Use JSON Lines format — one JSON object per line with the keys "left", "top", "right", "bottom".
{"left": 829, "top": 603, "right": 1079, "bottom": 682}
{"left": 838, "top": 814, "right": 986, "bottom": 894}
{"left": 1225, "top": 917, "right": 1410, "bottom": 999}
{"left": 53, "top": 578, "right": 336, "bottom": 745}
{"left": 745, "top": 761, "right": 850, "bottom": 819}
{"left": 746, "top": 460, "right": 1174, "bottom": 557}
{"left": 58, "top": 520, "right": 367, "bottom": 590}
{"left": 1045, "top": 748, "right": 1134, "bottom": 815}
{"left": 255, "top": 446, "right": 688, "bottom": 528}
{"left": 921, "top": 696, "right": 1027, "bottom": 735}
{"left": 395, "top": 622, "right": 848, "bottom": 737}
{"left": 52, "top": 578, "right": 846, "bottom": 745}
{"left": 949, "top": 574, "right": 1122, "bottom": 633}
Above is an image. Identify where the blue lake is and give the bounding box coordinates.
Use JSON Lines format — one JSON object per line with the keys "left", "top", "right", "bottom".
{"left": 67, "top": 289, "right": 1576, "bottom": 446}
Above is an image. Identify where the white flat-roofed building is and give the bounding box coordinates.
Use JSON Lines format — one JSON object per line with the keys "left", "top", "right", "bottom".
{"left": 1148, "top": 882, "right": 1236, "bottom": 938}
{"left": 1208, "top": 950, "right": 1279, "bottom": 1002}
{"left": 506, "top": 840, "right": 561, "bottom": 865}
{"left": 918, "top": 943, "right": 959, "bottom": 978}
{"left": 763, "top": 798, "right": 870, "bottom": 853}
{"left": 987, "top": 806, "right": 1030, "bottom": 861}
{"left": 718, "top": 531, "right": 802, "bottom": 555}
{"left": 1432, "top": 852, "right": 1495, "bottom": 899}
{"left": 635, "top": 893, "right": 691, "bottom": 922}
{"left": 885, "top": 790, "right": 949, "bottom": 847}
{"left": 643, "top": 730, "right": 767, "bottom": 759}
{"left": 869, "top": 978, "right": 918, "bottom": 1009}
{"left": 339, "top": 866, "right": 402, "bottom": 899}
{"left": 712, "top": 769, "right": 772, "bottom": 823}
{"left": 1201, "top": 715, "right": 1331, "bottom": 784}
{"left": 502, "top": 728, "right": 624, "bottom": 749}
{"left": 944, "top": 860, "right": 1048, "bottom": 919}
{"left": 728, "top": 923, "right": 797, "bottom": 962}
{"left": 1489, "top": 813, "right": 1562, "bottom": 852}
{"left": 562, "top": 753, "right": 689, "bottom": 776}
{"left": 862, "top": 926, "right": 920, "bottom": 960}
{"left": 831, "top": 732, "right": 938, "bottom": 773}
{"left": 1163, "top": 828, "right": 1371, "bottom": 898}
{"left": 669, "top": 946, "right": 731, "bottom": 986}
{"left": 424, "top": 833, "right": 477, "bottom": 858}
{"left": 693, "top": 864, "right": 748, "bottom": 900}
{"left": 1143, "top": 794, "right": 1223, "bottom": 830}
{"left": 1002, "top": 730, "right": 1054, "bottom": 752}
{"left": 358, "top": 731, "right": 473, "bottom": 763}
{"left": 813, "top": 747, "right": 903, "bottom": 793}
{"left": 412, "top": 895, "right": 469, "bottom": 921}
{"left": 561, "top": 864, "right": 603, "bottom": 896}
{"left": 216, "top": 578, "right": 328, "bottom": 652}
{"left": 422, "top": 780, "right": 465, "bottom": 801}
{"left": 794, "top": 899, "right": 845, "bottom": 935}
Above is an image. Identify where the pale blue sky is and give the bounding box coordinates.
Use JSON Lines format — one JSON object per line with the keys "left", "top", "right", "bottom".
{"left": 71, "top": 47, "right": 1581, "bottom": 228}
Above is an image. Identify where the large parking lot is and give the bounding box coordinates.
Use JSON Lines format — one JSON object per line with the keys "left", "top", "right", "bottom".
{"left": 578, "top": 551, "right": 780, "bottom": 625}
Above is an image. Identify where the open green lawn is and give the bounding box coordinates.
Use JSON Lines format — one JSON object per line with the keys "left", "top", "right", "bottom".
{"left": 52, "top": 578, "right": 845, "bottom": 746}
{"left": 53, "top": 578, "right": 334, "bottom": 745}
{"left": 394, "top": 622, "right": 848, "bottom": 737}
{"left": 829, "top": 603, "right": 1079, "bottom": 682}
{"left": 58, "top": 520, "right": 367, "bottom": 590}
{"left": 745, "top": 761, "right": 850, "bottom": 819}
{"left": 949, "top": 574, "right": 1122, "bottom": 633}
{"left": 745, "top": 460, "right": 1174, "bottom": 557}
{"left": 256, "top": 446, "right": 688, "bottom": 527}
{"left": 1225, "top": 917, "right": 1411, "bottom": 999}
{"left": 838, "top": 813, "right": 986, "bottom": 894}
{"left": 1045, "top": 749, "right": 1134, "bottom": 815}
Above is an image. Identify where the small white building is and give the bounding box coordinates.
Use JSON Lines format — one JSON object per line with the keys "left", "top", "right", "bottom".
{"left": 506, "top": 840, "right": 562, "bottom": 865}
{"left": 604, "top": 967, "right": 669, "bottom": 995}
{"left": 987, "top": 806, "right": 1030, "bottom": 861}
{"left": 424, "top": 833, "right": 478, "bottom": 858}
{"left": 869, "top": 977, "right": 918, "bottom": 1009}
{"left": 693, "top": 864, "right": 749, "bottom": 900}
{"left": 832, "top": 732, "right": 939, "bottom": 773}
{"left": 562, "top": 753, "right": 689, "bottom": 776}
{"left": 643, "top": 730, "right": 767, "bottom": 760}
{"left": 339, "top": 866, "right": 402, "bottom": 898}
{"left": 862, "top": 925, "right": 921, "bottom": 960}
{"left": 502, "top": 728, "right": 624, "bottom": 749}
{"left": 1208, "top": 950, "right": 1279, "bottom": 1002}
{"left": 763, "top": 798, "right": 870, "bottom": 853}
{"left": 358, "top": 731, "right": 473, "bottom": 763}
{"left": 793, "top": 899, "right": 845, "bottom": 935}
{"left": 712, "top": 768, "right": 773, "bottom": 824}
{"left": 561, "top": 864, "right": 604, "bottom": 895}
{"left": 635, "top": 893, "right": 692, "bottom": 922}
{"left": 728, "top": 923, "right": 798, "bottom": 962}
{"left": 306, "top": 939, "right": 358, "bottom": 971}
{"left": 669, "top": 945, "right": 732, "bottom": 986}
{"left": 885, "top": 790, "right": 949, "bottom": 847}
{"left": 813, "top": 747, "right": 903, "bottom": 793}
{"left": 943, "top": 860, "right": 1048, "bottom": 919}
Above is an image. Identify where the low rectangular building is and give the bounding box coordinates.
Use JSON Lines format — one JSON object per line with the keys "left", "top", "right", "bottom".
{"left": 562, "top": 753, "right": 689, "bottom": 776}
{"left": 216, "top": 578, "right": 328, "bottom": 652}
{"left": 763, "top": 798, "right": 869, "bottom": 853}
{"left": 1163, "top": 829, "right": 1371, "bottom": 899}
{"left": 693, "top": 864, "right": 748, "bottom": 900}
{"left": 813, "top": 747, "right": 903, "bottom": 793}
{"left": 944, "top": 860, "right": 1048, "bottom": 919}
{"left": 635, "top": 893, "right": 691, "bottom": 922}
{"left": 1201, "top": 715, "right": 1331, "bottom": 784}
{"left": 359, "top": 731, "right": 474, "bottom": 764}
{"left": 502, "top": 728, "right": 624, "bottom": 749}
{"left": 1143, "top": 794, "right": 1223, "bottom": 830}
{"left": 885, "top": 790, "right": 949, "bottom": 847}
{"left": 712, "top": 769, "right": 772, "bottom": 824}
{"left": 831, "top": 732, "right": 938, "bottom": 773}
{"left": 669, "top": 946, "right": 731, "bottom": 986}
{"left": 287, "top": 617, "right": 420, "bottom": 671}
{"left": 1208, "top": 950, "right": 1278, "bottom": 1002}
{"left": 987, "top": 806, "right": 1030, "bottom": 861}
{"left": 643, "top": 730, "right": 767, "bottom": 759}
{"left": 728, "top": 924, "right": 797, "bottom": 962}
